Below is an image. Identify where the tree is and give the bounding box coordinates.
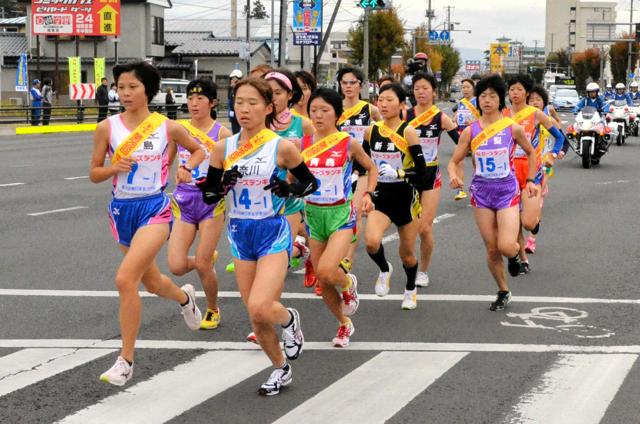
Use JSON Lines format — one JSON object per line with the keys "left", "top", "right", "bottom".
{"left": 571, "top": 48, "right": 601, "bottom": 92}
{"left": 347, "top": 7, "right": 406, "bottom": 79}
{"left": 243, "top": 0, "right": 269, "bottom": 19}
{"left": 435, "top": 45, "right": 461, "bottom": 90}
{"left": 546, "top": 49, "right": 572, "bottom": 72}
{"left": 610, "top": 36, "right": 639, "bottom": 84}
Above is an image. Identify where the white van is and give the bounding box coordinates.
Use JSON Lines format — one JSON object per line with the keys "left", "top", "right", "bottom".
{"left": 152, "top": 79, "right": 189, "bottom": 110}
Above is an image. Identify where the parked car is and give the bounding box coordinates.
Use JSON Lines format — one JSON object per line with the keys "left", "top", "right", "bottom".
{"left": 552, "top": 88, "right": 580, "bottom": 112}
{"left": 151, "top": 79, "right": 189, "bottom": 112}
{"left": 548, "top": 84, "right": 576, "bottom": 103}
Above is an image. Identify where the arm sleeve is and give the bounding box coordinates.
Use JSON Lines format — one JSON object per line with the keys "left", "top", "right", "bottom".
{"left": 288, "top": 162, "right": 319, "bottom": 198}
{"left": 547, "top": 126, "right": 565, "bottom": 155}
{"left": 446, "top": 129, "right": 460, "bottom": 145}
{"left": 408, "top": 144, "right": 427, "bottom": 178}
{"left": 197, "top": 166, "right": 225, "bottom": 205}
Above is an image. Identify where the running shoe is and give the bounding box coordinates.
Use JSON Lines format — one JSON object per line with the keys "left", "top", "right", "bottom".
{"left": 282, "top": 308, "right": 304, "bottom": 360}
{"left": 314, "top": 282, "right": 323, "bottom": 296}
{"left": 454, "top": 189, "right": 468, "bottom": 200}
{"left": 246, "top": 332, "right": 258, "bottom": 344}
{"left": 290, "top": 257, "right": 301, "bottom": 268}
{"left": 415, "top": 271, "right": 430, "bottom": 288}
{"left": 332, "top": 319, "right": 355, "bottom": 348}
{"left": 339, "top": 258, "right": 353, "bottom": 274}
{"left": 489, "top": 290, "right": 512, "bottom": 311}
{"left": 519, "top": 261, "right": 531, "bottom": 275}
{"left": 180, "top": 284, "right": 202, "bottom": 330}
{"left": 258, "top": 363, "right": 292, "bottom": 396}
{"left": 200, "top": 307, "right": 221, "bottom": 330}
{"left": 100, "top": 356, "right": 133, "bottom": 386}
{"left": 225, "top": 261, "right": 235, "bottom": 273}
{"left": 374, "top": 262, "right": 393, "bottom": 297}
{"left": 401, "top": 288, "right": 417, "bottom": 310}
{"left": 507, "top": 256, "right": 521, "bottom": 277}
{"left": 340, "top": 274, "right": 360, "bottom": 316}
{"left": 525, "top": 236, "right": 537, "bottom": 254}
{"left": 293, "top": 236, "right": 310, "bottom": 260}
{"left": 303, "top": 258, "right": 317, "bottom": 288}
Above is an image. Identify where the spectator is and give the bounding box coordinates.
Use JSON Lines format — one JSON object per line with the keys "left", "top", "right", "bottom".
{"left": 165, "top": 87, "right": 178, "bottom": 120}
{"left": 95, "top": 77, "right": 109, "bottom": 122}
{"left": 227, "top": 69, "right": 243, "bottom": 134}
{"left": 41, "top": 78, "right": 54, "bottom": 126}
{"left": 30, "top": 79, "right": 43, "bottom": 126}
{"left": 108, "top": 82, "right": 120, "bottom": 115}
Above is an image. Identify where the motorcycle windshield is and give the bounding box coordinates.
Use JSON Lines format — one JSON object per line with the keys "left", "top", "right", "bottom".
{"left": 581, "top": 106, "right": 596, "bottom": 120}
{"left": 613, "top": 100, "right": 627, "bottom": 107}
{"left": 633, "top": 100, "right": 640, "bottom": 106}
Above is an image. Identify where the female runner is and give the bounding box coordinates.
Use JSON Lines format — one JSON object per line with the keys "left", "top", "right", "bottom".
{"left": 293, "top": 70, "right": 317, "bottom": 119}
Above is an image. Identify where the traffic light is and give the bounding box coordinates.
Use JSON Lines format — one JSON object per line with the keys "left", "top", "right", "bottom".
{"left": 636, "top": 23, "right": 640, "bottom": 42}
{"left": 358, "top": 0, "right": 388, "bottom": 9}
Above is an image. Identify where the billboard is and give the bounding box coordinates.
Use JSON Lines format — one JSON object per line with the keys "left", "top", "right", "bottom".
{"left": 32, "top": 0, "right": 120, "bottom": 36}
{"left": 489, "top": 43, "right": 510, "bottom": 74}
{"left": 465, "top": 60, "right": 481, "bottom": 72}
{"left": 15, "top": 53, "right": 28, "bottom": 92}
{"left": 293, "top": 0, "right": 322, "bottom": 46}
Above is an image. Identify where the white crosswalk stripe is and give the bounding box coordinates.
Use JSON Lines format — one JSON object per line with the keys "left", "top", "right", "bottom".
{"left": 0, "top": 348, "right": 116, "bottom": 397}
{"left": 273, "top": 351, "right": 468, "bottom": 424}
{"left": 57, "top": 351, "right": 271, "bottom": 424}
{"left": 506, "top": 353, "right": 638, "bottom": 424}
{"left": 0, "top": 347, "right": 637, "bottom": 423}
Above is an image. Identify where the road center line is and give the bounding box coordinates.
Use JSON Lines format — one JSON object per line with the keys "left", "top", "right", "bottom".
{"left": 26, "top": 206, "right": 88, "bottom": 217}
{"left": 0, "top": 182, "right": 25, "bottom": 187}
{"left": 63, "top": 176, "right": 89, "bottom": 180}
{"left": 0, "top": 289, "right": 637, "bottom": 304}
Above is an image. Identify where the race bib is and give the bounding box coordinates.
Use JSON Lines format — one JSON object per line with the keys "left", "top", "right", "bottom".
{"left": 474, "top": 147, "right": 510, "bottom": 179}
{"left": 419, "top": 137, "right": 438, "bottom": 162}
{"left": 228, "top": 180, "right": 274, "bottom": 219}
{"left": 341, "top": 125, "right": 367, "bottom": 145}
{"left": 307, "top": 167, "right": 345, "bottom": 204}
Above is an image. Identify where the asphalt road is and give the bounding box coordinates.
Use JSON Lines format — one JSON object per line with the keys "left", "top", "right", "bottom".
{"left": 1, "top": 115, "right": 640, "bottom": 423}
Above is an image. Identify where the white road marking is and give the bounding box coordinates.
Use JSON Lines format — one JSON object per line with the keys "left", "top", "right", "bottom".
{"left": 274, "top": 351, "right": 468, "bottom": 424}
{"left": 57, "top": 351, "right": 270, "bottom": 424}
{"left": 0, "top": 288, "right": 638, "bottom": 305}
{"left": 506, "top": 354, "right": 637, "bottom": 424}
{"left": 63, "top": 176, "right": 89, "bottom": 180}
{"left": 595, "top": 179, "right": 630, "bottom": 185}
{"left": 27, "top": 206, "right": 88, "bottom": 216}
{"left": 0, "top": 182, "right": 25, "bottom": 187}
{"left": 2, "top": 339, "right": 640, "bottom": 354}
{"left": 0, "top": 348, "right": 115, "bottom": 397}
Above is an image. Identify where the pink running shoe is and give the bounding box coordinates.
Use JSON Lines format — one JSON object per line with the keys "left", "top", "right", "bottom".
{"left": 246, "top": 332, "right": 258, "bottom": 344}
{"left": 525, "top": 236, "right": 537, "bottom": 254}
{"left": 332, "top": 320, "right": 355, "bottom": 348}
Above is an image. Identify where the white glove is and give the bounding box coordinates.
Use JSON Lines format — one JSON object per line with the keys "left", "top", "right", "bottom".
{"left": 350, "top": 173, "right": 359, "bottom": 184}
{"left": 378, "top": 163, "right": 398, "bottom": 179}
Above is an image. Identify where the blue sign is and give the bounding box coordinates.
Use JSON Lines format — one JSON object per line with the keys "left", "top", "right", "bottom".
{"left": 429, "top": 31, "right": 439, "bottom": 41}
{"left": 293, "top": 0, "right": 322, "bottom": 46}
{"left": 629, "top": 72, "right": 635, "bottom": 79}
{"left": 15, "top": 53, "right": 27, "bottom": 92}
{"left": 439, "top": 31, "right": 450, "bottom": 42}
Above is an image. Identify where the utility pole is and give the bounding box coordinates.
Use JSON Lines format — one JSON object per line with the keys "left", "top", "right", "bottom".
{"left": 246, "top": 0, "right": 251, "bottom": 75}
{"left": 627, "top": 0, "right": 635, "bottom": 82}
{"left": 278, "top": 0, "right": 287, "bottom": 66}
{"left": 363, "top": 7, "right": 370, "bottom": 100}
{"left": 427, "top": 0, "right": 433, "bottom": 34}
{"left": 445, "top": 5, "right": 453, "bottom": 32}
{"left": 315, "top": 0, "right": 342, "bottom": 78}
{"left": 270, "top": 0, "right": 275, "bottom": 68}
{"left": 231, "top": 0, "right": 238, "bottom": 38}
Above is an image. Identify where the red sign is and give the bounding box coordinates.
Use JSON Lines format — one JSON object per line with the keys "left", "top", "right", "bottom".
{"left": 69, "top": 83, "right": 96, "bottom": 100}
{"left": 32, "top": 0, "right": 120, "bottom": 36}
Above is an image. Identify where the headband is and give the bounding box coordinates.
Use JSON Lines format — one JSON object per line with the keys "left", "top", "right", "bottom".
{"left": 265, "top": 72, "right": 293, "bottom": 91}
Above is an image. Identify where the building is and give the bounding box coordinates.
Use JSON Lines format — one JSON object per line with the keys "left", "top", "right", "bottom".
{"left": 545, "top": 0, "right": 617, "bottom": 56}
{"left": 494, "top": 37, "right": 546, "bottom": 75}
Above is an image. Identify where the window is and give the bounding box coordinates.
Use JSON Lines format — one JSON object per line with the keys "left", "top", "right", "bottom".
{"left": 152, "top": 16, "right": 164, "bottom": 45}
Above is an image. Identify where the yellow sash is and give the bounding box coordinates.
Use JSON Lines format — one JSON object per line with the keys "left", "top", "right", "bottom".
{"left": 301, "top": 131, "right": 349, "bottom": 162}
{"left": 376, "top": 122, "right": 409, "bottom": 155}
{"left": 291, "top": 108, "right": 311, "bottom": 122}
{"left": 512, "top": 105, "right": 537, "bottom": 124}
{"left": 111, "top": 112, "right": 167, "bottom": 164}
{"left": 470, "top": 118, "right": 515, "bottom": 153}
{"left": 409, "top": 105, "right": 440, "bottom": 128}
{"left": 338, "top": 100, "right": 368, "bottom": 125}
{"left": 223, "top": 128, "right": 278, "bottom": 169}
{"left": 178, "top": 120, "right": 218, "bottom": 152}
{"left": 461, "top": 98, "right": 480, "bottom": 119}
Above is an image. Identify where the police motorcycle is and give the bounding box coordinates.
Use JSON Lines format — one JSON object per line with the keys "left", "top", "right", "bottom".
{"left": 605, "top": 100, "right": 632, "bottom": 145}
{"left": 566, "top": 106, "right": 612, "bottom": 168}
{"left": 630, "top": 99, "right": 640, "bottom": 137}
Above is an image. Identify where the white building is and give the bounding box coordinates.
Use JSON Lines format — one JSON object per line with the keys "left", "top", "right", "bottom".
{"left": 545, "top": 0, "right": 617, "bottom": 56}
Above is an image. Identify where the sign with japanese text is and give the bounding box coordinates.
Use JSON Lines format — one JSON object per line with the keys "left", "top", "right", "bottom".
{"left": 94, "top": 57, "right": 105, "bottom": 84}
{"left": 15, "top": 53, "right": 28, "bottom": 92}
{"left": 293, "top": 0, "right": 322, "bottom": 46}
{"left": 68, "top": 56, "right": 81, "bottom": 85}
{"left": 32, "top": 0, "right": 121, "bottom": 36}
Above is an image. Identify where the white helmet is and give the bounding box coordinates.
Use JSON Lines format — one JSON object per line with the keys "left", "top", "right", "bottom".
{"left": 630, "top": 81, "right": 639, "bottom": 88}
{"left": 586, "top": 82, "right": 600, "bottom": 92}
{"left": 229, "top": 69, "right": 243, "bottom": 79}
{"left": 615, "top": 82, "right": 625, "bottom": 90}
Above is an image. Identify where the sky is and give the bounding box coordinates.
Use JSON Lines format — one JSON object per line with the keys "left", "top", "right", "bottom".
{"left": 166, "top": 0, "right": 634, "bottom": 54}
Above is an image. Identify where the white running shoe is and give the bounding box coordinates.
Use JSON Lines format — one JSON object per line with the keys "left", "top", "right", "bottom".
{"left": 374, "top": 262, "right": 393, "bottom": 297}
{"left": 401, "top": 288, "right": 417, "bottom": 310}
{"left": 415, "top": 271, "right": 430, "bottom": 288}
{"left": 259, "top": 363, "right": 293, "bottom": 396}
{"left": 180, "top": 284, "right": 202, "bottom": 330}
{"left": 100, "top": 356, "right": 133, "bottom": 386}
{"left": 282, "top": 308, "right": 304, "bottom": 360}
{"left": 246, "top": 331, "right": 258, "bottom": 344}
{"left": 332, "top": 319, "right": 355, "bottom": 348}
{"left": 340, "top": 274, "right": 360, "bottom": 316}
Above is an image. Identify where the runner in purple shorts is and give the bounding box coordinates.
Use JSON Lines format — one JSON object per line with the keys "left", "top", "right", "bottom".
{"left": 167, "top": 77, "right": 232, "bottom": 330}
{"left": 447, "top": 74, "right": 538, "bottom": 312}
{"left": 89, "top": 61, "right": 206, "bottom": 386}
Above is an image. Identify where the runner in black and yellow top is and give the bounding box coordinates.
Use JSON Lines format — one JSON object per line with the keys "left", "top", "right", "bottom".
{"left": 302, "top": 88, "right": 377, "bottom": 347}
{"left": 363, "top": 83, "right": 425, "bottom": 310}
{"left": 336, "top": 66, "right": 382, "bottom": 280}
{"left": 452, "top": 78, "right": 480, "bottom": 200}
{"left": 406, "top": 72, "right": 460, "bottom": 289}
